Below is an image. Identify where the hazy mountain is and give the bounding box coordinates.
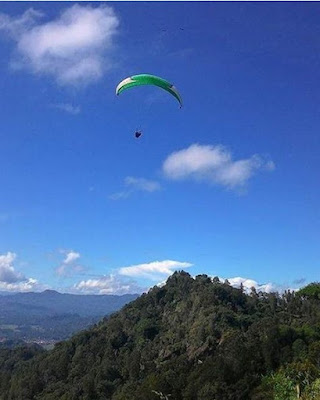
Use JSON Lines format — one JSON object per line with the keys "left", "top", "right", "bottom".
{"left": 0, "top": 290, "right": 139, "bottom": 344}
{"left": 0, "top": 291, "right": 17, "bottom": 296}
{"left": 0, "top": 290, "right": 139, "bottom": 318}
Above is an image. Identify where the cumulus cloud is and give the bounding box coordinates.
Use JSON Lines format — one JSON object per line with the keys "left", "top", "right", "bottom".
{"left": 0, "top": 5, "right": 119, "bottom": 86}
{"left": 0, "top": 278, "right": 48, "bottom": 293}
{"left": 109, "top": 176, "right": 161, "bottom": 200}
{"left": 0, "top": 252, "right": 25, "bottom": 283}
{"left": 0, "top": 252, "right": 47, "bottom": 292}
{"left": 219, "top": 276, "right": 298, "bottom": 294}
{"left": 119, "top": 260, "right": 193, "bottom": 281}
{"left": 73, "top": 274, "right": 143, "bottom": 295}
{"left": 162, "top": 144, "right": 275, "bottom": 190}
{"left": 56, "top": 250, "right": 85, "bottom": 277}
{"left": 226, "top": 276, "right": 277, "bottom": 293}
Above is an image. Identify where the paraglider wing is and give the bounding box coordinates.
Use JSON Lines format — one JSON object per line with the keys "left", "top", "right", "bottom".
{"left": 116, "top": 74, "right": 182, "bottom": 107}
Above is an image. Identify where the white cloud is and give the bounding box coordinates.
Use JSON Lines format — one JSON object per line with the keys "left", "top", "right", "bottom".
{"left": 0, "top": 8, "right": 43, "bottom": 36}
{"left": 226, "top": 276, "right": 275, "bottom": 293}
{"left": 73, "top": 274, "right": 143, "bottom": 295}
{"left": 0, "top": 252, "right": 47, "bottom": 292}
{"left": 0, "top": 278, "right": 48, "bottom": 293}
{"left": 53, "top": 103, "right": 81, "bottom": 114}
{"left": 162, "top": 144, "right": 275, "bottom": 189}
{"left": 63, "top": 250, "right": 80, "bottom": 264}
{"left": 119, "top": 259, "right": 193, "bottom": 281}
{"left": 0, "top": 252, "right": 25, "bottom": 283}
{"left": 0, "top": 5, "right": 119, "bottom": 86}
{"left": 220, "top": 276, "right": 296, "bottom": 294}
{"left": 56, "top": 250, "right": 84, "bottom": 277}
{"left": 109, "top": 176, "right": 161, "bottom": 200}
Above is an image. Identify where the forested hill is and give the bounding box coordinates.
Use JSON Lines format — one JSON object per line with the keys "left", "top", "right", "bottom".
{"left": 1, "top": 271, "right": 320, "bottom": 399}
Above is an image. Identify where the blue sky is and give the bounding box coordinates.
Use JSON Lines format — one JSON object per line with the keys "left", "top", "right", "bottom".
{"left": 0, "top": 2, "right": 319, "bottom": 294}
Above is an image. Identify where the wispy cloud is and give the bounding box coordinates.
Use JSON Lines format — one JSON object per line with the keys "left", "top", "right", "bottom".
{"left": 109, "top": 191, "right": 131, "bottom": 201}
{"left": 119, "top": 259, "right": 193, "bottom": 281}
{"left": 0, "top": 5, "right": 119, "bottom": 86}
{"left": 73, "top": 274, "right": 143, "bottom": 295}
{"left": 56, "top": 250, "right": 85, "bottom": 277}
{"left": 0, "top": 8, "right": 42, "bottom": 36}
{"left": 0, "top": 252, "right": 47, "bottom": 292}
{"left": 125, "top": 176, "right": 161, "bottom": 192}
{"left": 109, "top": 176, "right": 161, "bottom": 200}
{"left": 52, "top": 103, "right": 81, "bottom": 115}
{"left": 162, "top": 144, "right": 275, "bottom": 190}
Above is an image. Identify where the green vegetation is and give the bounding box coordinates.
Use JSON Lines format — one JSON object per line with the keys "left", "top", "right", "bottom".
{"left": 1, "top": 274, "right": 320, "bottom": 399}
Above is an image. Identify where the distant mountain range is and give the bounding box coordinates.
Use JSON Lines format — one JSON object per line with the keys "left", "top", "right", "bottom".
{"left": 0, "top": 291, "right": 16, "bottom": 296}
{"left": 0, "top": 290, "right": 139, "bottom": 344}
{"left": 0, "top": 289, "right": 139, "bottom": 318}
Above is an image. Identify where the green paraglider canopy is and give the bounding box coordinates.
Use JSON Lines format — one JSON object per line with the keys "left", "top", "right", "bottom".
{"left": 116, "top": 74, "right": 182, "bottom": 107}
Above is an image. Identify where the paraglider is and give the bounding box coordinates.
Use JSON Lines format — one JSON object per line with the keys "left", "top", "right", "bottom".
{"left": 134, "top": 130, "right": 142, "bottom": 138}
{"left": 116, "top": 74, "right": 182, "bottom": 138}
{"left": 116, "top": 74, "right": 182, "bottom": 108}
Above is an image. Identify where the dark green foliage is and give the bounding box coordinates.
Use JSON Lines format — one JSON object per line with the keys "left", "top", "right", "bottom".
{"left": 1, "top": 272, "right": 320, "bottom": 399}
{"left": 297, "top": 283, "right": 320, "bottom": 300}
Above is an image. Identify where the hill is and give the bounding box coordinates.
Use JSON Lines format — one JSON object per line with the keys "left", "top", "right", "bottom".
{"left": 1, "top": 272, "right": 320, "bottom": 399}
